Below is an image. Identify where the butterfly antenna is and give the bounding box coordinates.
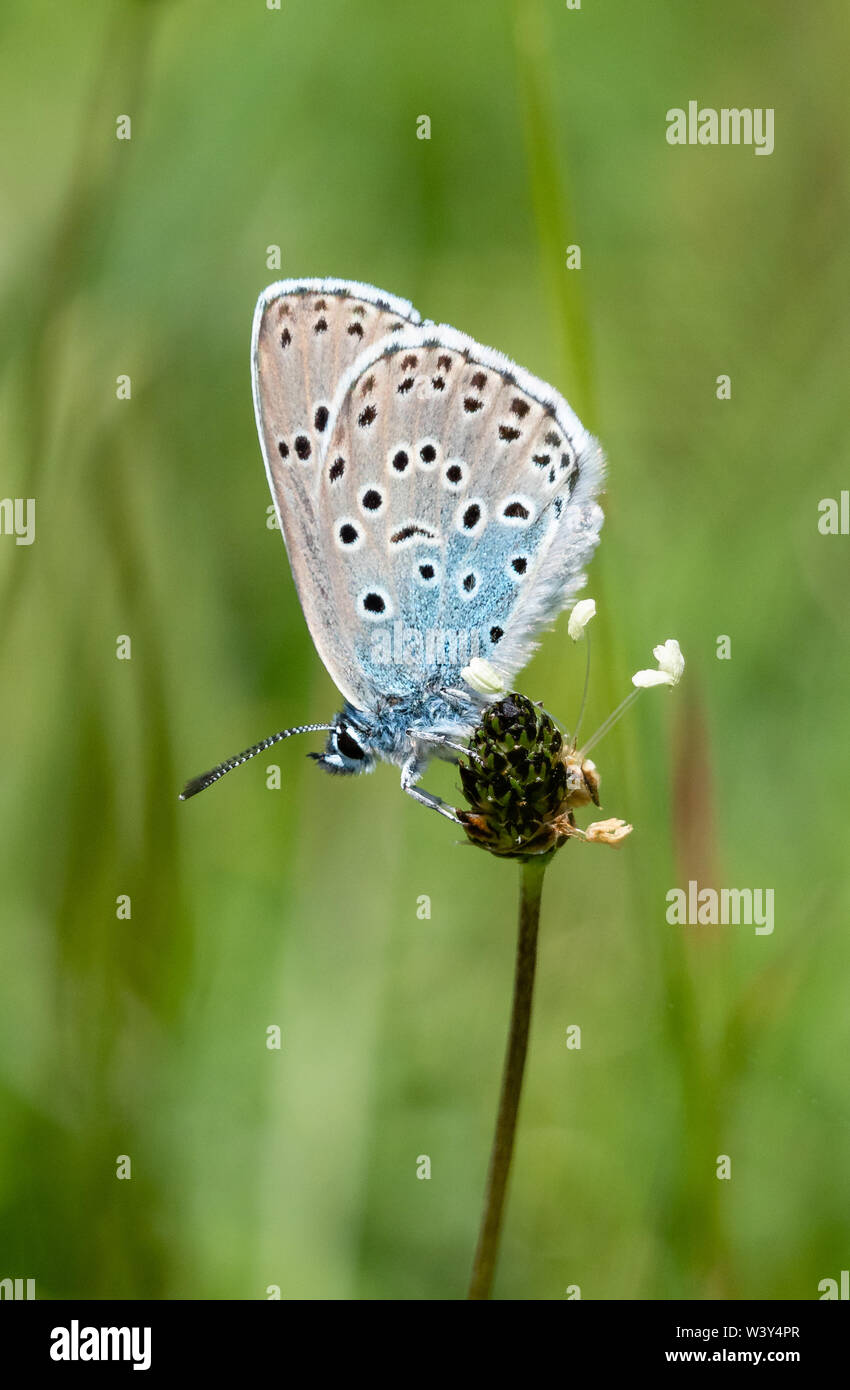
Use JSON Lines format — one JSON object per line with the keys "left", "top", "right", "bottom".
{"left": 179, "top": 724, "right": 336, "bottom": 800}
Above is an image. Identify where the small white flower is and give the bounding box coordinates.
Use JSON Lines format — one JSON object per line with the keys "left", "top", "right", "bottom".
{"left": 461, "top": 657, "right": 506, "bottom": 696}
{"left": 568, "top": 598, "right": 596, "bottom": 641}
{"left": 632, "top": 638, "right": 685, "bottom": 689}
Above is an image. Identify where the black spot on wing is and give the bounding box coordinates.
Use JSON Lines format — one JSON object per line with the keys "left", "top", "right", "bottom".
{"left": 391, "top": 523, "right": 435, "bottom": 544}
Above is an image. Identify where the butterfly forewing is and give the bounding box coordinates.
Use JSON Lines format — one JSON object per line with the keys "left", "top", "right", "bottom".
{"left": 252, "top": 279, "right": 422, "bottom": 705}
{"left": 317, "top": 323, "right": 604, "bottom": 697}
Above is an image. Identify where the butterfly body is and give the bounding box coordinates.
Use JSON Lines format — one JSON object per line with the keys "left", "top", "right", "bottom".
{"left": 181, "top": 277, "right": 605, "bottom": 819}
{"left": 314, "top": 688, "right": 482, "bottom": 773}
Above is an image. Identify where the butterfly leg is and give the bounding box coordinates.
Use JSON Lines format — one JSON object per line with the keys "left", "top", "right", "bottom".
{"left": 400, "top": 755, "right": 460, "bottom": 822}
{"left": 415, "top": 730, "right": 476, "bottom": 760}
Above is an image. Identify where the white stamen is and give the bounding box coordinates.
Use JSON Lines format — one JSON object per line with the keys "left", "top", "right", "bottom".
{"left": 461, "top": 657, "right": 505, "bottom": 696}
{"left": 568, "top": 598, "right": 596, "bottom": 641}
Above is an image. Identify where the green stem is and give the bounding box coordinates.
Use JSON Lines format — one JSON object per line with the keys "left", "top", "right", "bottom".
{"left": 467, "top": 857, "right": 547, "bottom": 1299}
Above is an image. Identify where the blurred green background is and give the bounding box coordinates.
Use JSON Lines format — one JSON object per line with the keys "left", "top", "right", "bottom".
{"left": 0, "top": 0, "right": 847, "bottom": 1301}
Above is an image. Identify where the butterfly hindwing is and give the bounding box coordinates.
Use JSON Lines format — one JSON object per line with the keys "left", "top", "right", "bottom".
{"left": 316, "top": 323, "right": 605, "bottom": 698}
{"left": 252, "top": 278, "right": 423, "bottom": 705}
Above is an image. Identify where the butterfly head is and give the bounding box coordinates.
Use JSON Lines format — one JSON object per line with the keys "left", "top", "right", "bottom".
{"left": 309, "top": 717, "right": 376, "bottom": 776}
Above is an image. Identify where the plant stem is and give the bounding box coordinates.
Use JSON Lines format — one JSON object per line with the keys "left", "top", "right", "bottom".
{"left": 467, "top": 856, "right": 547, "bottom": 1299}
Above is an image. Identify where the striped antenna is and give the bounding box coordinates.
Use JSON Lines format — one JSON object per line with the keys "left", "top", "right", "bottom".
{"left": 179, "top": 724, "right": 336, "bottom": 800}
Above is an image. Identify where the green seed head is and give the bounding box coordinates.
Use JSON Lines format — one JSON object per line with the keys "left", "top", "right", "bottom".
{"left": 457, "top": 694, "right": 600, "bottom": 859}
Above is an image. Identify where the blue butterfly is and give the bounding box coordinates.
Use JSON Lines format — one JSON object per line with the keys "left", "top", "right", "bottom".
{"left": 181, "top": 278, "right": 604, "bottom": 821}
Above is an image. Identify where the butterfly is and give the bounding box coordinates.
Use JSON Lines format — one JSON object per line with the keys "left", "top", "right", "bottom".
{"left": 180, "top": 277, "right": 604, "bottom": 821}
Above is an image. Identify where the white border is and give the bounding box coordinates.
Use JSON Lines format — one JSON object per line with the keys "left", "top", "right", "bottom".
{"left": 322, "top": 320, "right": 605, "bottom": 503}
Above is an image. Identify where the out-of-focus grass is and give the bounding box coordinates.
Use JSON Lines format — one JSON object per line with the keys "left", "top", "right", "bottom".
{"left": 0, "top": 0, "right": 848, "bottom": 1300}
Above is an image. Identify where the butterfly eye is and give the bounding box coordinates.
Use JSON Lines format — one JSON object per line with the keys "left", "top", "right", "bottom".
{"left": 336, "top": 727, "right": 366, "bottom": 761}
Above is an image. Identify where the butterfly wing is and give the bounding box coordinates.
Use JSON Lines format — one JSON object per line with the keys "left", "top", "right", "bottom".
{"left": 252, "top": 278, "right": 423, "bottom": 706}
{"left": 315, "top": 323, "right": 604, "bottom": 701}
